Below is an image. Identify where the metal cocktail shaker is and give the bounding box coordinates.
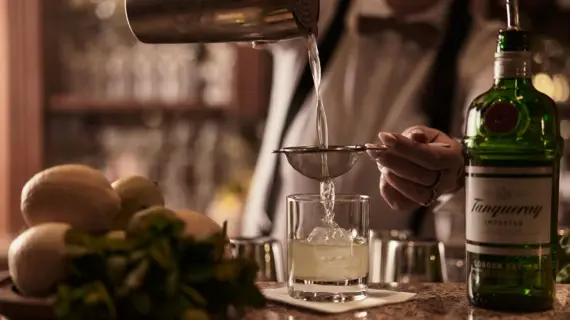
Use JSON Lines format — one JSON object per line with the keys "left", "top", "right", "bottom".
{"left": 229, "top": 237, "right": 285, "bottom": 282}
{"left": 125, "top": 0, "right": 320, "bottom": 44}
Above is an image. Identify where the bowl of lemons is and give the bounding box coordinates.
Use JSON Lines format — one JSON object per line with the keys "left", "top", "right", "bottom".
{"left": 5, "top": 164, "right": 265, "bottom": 320}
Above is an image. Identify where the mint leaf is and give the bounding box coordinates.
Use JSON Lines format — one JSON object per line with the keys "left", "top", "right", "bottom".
{"left": 65, "top": 229, "right": 94, "bottom": 247}
{"left": 215, "top": 262, "right": 241, "bottom": 281}
{"left": 130, "top": 291, "right": 151, "bottom": 315}
{"left": 124, "top": 259, "right": 149, "bottom": 290}
{"left": 55, "top": 215, "right": 265, "bottom": 320}
{"left": 183, "top": 268, "right": 213, "bottom": 283}
{"left": 148, "top": 239, "right": 172, "bottom": 269}
{"left": 558, "top": 263, "right": 570, "bottom": 284}
{"left": 106, "top": 255, "right": 128, "bottom": 285}
{"left": 164, "top": 272, "right": 179, "bottom": 297}
{"left": 181, "top": 309, "right": 211, "bottom": 320}
{"left": 179, "top": 284, "right": 207, "bottom": 307}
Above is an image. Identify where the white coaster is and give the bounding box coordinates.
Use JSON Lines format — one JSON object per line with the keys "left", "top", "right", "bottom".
{"left": 262, "top": 286, "right": 416, "bottom": 314}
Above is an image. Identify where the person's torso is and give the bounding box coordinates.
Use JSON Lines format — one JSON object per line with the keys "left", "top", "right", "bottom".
{"left": 243, "top": 1, "right": 448, "bottom": 242}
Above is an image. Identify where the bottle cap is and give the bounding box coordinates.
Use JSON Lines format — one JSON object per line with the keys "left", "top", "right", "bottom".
{"left": 496, "top": 28, "right": 531, "bottom": 53}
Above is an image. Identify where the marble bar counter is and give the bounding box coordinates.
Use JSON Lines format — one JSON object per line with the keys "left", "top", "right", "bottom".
{"left": 246, "top": 283, "right": 570, "bottom": 320}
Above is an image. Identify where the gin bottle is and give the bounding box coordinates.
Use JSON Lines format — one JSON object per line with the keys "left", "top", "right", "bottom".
{"left": 463, "top": 28, "right": 563, "bottom": 312}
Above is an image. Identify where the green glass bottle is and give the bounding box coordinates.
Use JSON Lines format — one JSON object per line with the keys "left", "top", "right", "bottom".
{"left": 463, "top": 28, "right": 563, "bottom": 312}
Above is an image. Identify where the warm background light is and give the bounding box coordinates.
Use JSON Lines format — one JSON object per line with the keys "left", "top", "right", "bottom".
{"left": 533, "top": 73, "right": 570, "bottom": 103}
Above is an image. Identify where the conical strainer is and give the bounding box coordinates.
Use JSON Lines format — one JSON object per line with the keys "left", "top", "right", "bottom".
{"left": 274, "top": 143, "right": 450, "bottom": 181}
{"left": 273, "top": 145, "right": 384, "bottom": 181}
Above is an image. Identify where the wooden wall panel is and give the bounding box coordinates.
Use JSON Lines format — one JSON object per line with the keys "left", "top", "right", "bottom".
{"left": 0, "top": 0, "right": 44, "bottom": 234}
{"left": 234, "top": 47, "right": 273, "bottom": 121}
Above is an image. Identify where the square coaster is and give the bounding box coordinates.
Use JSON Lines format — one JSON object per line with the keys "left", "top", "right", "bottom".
{"left": 262, "top": 286, "right": 416, "bottom": 314}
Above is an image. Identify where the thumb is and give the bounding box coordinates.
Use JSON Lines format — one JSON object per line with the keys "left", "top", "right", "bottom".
{"left": 403, "top": 126, "right": 429, "bottom": 143}
{"left": 403, "top": 125, "right": 442, "bottom": 143}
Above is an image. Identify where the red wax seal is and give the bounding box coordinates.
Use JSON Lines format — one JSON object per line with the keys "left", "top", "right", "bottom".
{"left": 483, "top": 102, "right": 519, "bottom": 134}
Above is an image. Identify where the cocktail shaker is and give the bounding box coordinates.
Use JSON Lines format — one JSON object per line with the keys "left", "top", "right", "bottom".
{"left": 369, "top": 229, "right": 412, "bottom": 283}
{"left": 229, "top": 237, "right": 285, "bottom": 282}
{"left": 125, "top": 0, "right": 320, "bottom": 44}
{"left": 384, "top": 240, "right": 448, "bottom": 284}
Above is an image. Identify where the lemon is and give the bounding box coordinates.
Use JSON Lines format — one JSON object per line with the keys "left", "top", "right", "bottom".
{"left": 126, "top": 206, "right": 179, "bottom": 237}
{"left": 21, "top": 164, "right": 120, "bottom": 233}
{"left": 175, "top": 210, "right": 222, "bottom": 240}
{"left": 8, "top": 223, "right": 71, "bottom": 297}
{"left": 111, "top": 175, "right": 165, "bottom": 230}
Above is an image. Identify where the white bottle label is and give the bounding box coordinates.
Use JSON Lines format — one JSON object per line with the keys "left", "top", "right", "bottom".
{"left": 465, "top": 166, "right": 553, "bottom": 245}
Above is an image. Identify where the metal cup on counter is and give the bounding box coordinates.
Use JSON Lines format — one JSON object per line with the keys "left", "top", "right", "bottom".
{"left": 384, "top": 240, "right": 448, "bottom": 284}
{"left": 434, "top": 209, "right": 466, "bottom": 283}
{"left": 125, "top": 0, "right": 320, "bottom": 44}
{"left": 229, "top": 237, "right": 285, "bottom": 282}
{"left": 444, "top": 245, "right": 466, "bottom": 283}
{"left": 368, "top": 229, "right": 412, "bottom": 283}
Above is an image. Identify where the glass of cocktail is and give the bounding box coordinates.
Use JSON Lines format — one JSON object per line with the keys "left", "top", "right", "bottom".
{"left": 287, "top": 194, "right": 370, "bottom": 302}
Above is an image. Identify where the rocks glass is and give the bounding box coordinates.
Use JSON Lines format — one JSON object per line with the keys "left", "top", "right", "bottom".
{"left": 287, "top": 194, "right": 370, "bottom": 302}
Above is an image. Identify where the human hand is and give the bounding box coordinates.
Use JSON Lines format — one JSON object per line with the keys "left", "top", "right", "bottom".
{"left": 366, "top": 125, "right": 464, "bottom": 210}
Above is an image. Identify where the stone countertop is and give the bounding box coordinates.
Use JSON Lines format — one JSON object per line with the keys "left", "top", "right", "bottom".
{"left": 1, "top": 275, "right": 569, "bottom": 319}
{"left": 246, "top": 283, "right": 570, "bottom": 320}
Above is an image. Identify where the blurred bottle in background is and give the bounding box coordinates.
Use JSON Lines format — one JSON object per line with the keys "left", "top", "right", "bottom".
{"left": 59, "top": 0, "right": 221, "bottom": 105}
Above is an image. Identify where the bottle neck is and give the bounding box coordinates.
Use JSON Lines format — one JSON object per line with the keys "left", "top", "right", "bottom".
{"left": 493, "top": 51, "right": 533, "bottom": 88}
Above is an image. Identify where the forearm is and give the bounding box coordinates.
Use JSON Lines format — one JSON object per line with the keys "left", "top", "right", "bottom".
{"left": 434, "top": 139, "right": 466, "bottom": 214}
{"left": 453, "top": 157, "right": 466, "bottom": 193}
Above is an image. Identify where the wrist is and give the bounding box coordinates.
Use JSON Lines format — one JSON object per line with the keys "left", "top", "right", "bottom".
{"left": 451, "top": 166, "right": 466, "bottom": 194}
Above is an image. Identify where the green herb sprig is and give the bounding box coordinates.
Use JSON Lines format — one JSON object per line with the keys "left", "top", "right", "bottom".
{"left": 557, "top": 231, "right": 570, "bottom": 284}
{"left": 54, "top": 215, "right": 265, "bottom": 320}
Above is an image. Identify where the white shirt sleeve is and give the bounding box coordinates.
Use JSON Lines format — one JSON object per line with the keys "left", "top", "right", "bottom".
{"left": 356, "top": 0, "right": 451, "bottom": 26}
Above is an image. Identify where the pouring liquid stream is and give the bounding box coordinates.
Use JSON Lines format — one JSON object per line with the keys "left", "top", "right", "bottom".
{"left": 289, "top": 35, "right": 369, "bottom": 284}
{"left": 306, "top": 34, "right": 350, "bottom": 242}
